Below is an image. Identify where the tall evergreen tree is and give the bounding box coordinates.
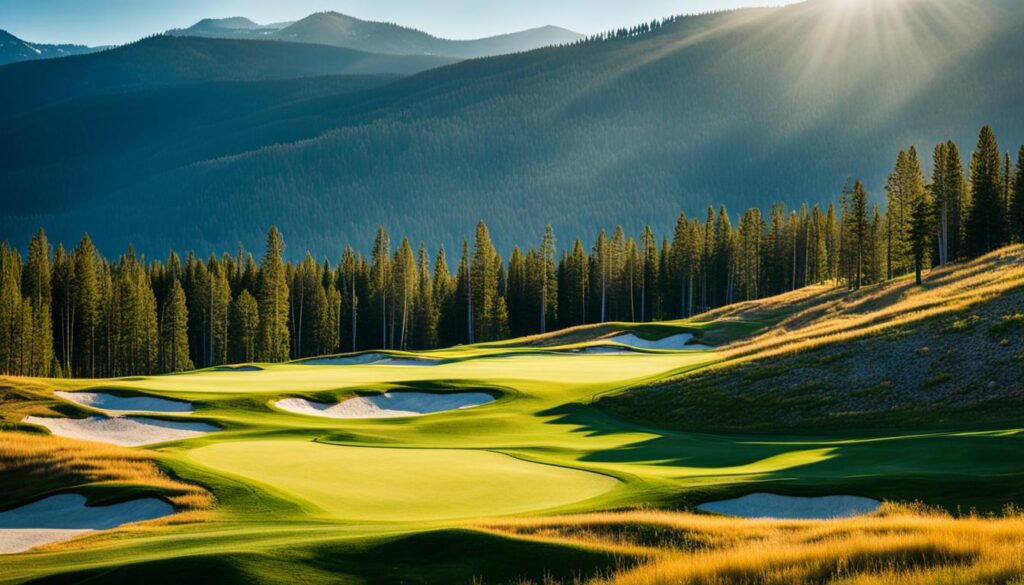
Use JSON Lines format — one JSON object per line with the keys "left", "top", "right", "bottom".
{"left": 850, "top": 181, "right": 870, "bottom": 290}
{"left": 1011, "top": 146, "right": 1024, "bottom": 244}
{"left": 370, "top": 227, "right": 392, "bottom": 349}
{"left": 160, "top": 279, "right": 191, "bottom": 372}
{"left": 71, "top": 234, "right": 101, "bottom": 377}
{"left": 966, "top": 126, "right": 1006, "bottom": 256}
{"left": 23, "top": 229, "right": 54, "bottom": 376}
{"left": 539, "top": 225, "right": 556, "bottom": 333}
{"left": 230, "top": 289, "right": 259, "bottom": 363}
{"left": 256, "top": 226, "right": 290, "bottom": 362}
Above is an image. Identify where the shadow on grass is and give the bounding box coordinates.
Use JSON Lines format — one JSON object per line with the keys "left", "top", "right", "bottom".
{"left": 27, "top": 529, "right": 633, "bottom": 585}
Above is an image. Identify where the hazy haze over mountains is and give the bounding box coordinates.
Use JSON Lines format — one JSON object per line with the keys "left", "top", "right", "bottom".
{"left": 167, "top": 11, "right": 584, "bottom": 58}
{"left": 0, "top": 0, "right": 1021, "bottom": 258}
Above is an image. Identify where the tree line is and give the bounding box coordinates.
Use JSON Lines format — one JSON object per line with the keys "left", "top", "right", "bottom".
{"left": 1, "top": 126, "right": 1021, "bottom": 378}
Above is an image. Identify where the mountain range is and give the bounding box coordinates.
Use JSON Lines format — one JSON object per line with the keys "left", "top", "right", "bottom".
{"left": 1, "top": 0, "right": 1022, "bottom": 258}
{"left": 0, "top": 29, "right": 98, "bottom": 66}
{"left": 167, "top": 12, "right": 584, "bottom": 58}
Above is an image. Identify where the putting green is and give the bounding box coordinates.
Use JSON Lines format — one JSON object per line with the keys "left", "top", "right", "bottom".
{"left": 187, "top": 440, "right": 620, "bottom": 522}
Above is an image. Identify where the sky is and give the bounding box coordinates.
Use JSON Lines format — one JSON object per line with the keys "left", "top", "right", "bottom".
{"left": 0, "top": 0, "right": 801, "bottom": 46}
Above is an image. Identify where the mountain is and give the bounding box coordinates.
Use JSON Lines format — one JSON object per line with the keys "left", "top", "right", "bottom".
{"left": 169, "top": 12, "right": 584, "bottom": 58}
{"left": 0, "top": 29, "right": 98, "bottom": 66}
{"left": 0, "top": 35, "right": 456, "bottom": 116}
{"left": 1, "top": 0, "right": 1022, "bottom": 257}
{"left": 169, "top": 16, "right": 292, "bottom": 37}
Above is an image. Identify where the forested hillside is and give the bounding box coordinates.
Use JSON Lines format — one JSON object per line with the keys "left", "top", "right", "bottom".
{"left": 2, "top": 126, "right": 1022, "bottom": 378}
{"left": 168, "top": 11, "right": 583, "bottom": 58}
{"left": 1, "top": 0, "right": 1022, "bottom": 257}
{"left": 0, "top": 35, "right": 454, "bottom": 116}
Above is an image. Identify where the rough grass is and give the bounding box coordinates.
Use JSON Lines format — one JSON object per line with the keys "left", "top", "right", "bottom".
{"left": 0, "top": 431, "right": 213, "bottom": 513}
{"left": 481, "top": 505, "right": 1024, "bottom": 585}
{"left": 605, "top": 246, "right": 1024, "bottom": 432}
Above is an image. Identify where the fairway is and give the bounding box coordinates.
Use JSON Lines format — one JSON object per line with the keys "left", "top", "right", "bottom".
{"left": 4, "top": 316, "right": 1024, "bottom": 584}
{"left": 188, "top": 441, "right": 620, "bottom": 522}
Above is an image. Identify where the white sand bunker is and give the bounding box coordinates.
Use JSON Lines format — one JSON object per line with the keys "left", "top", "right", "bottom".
{"left": 302, "top": 353, "right": 439, "bottom": 366}
{"left": 276, "top": 391, "right": 495, "bottom": 419}
{"left": 55, "top": 391, "right": 193, "bottom": 414}
{"left": 0, "top": 494, "right": 173, "bottom": 554}
{"left": 608, "top": 333, "right": 712, "bottom": 351}
{"left": 23, "top": 416, "right": 218, "bottom": 447}
{"left": 698, "top": 493, "right": 882, "bottom": 520}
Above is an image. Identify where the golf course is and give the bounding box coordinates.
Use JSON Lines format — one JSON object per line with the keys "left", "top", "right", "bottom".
{"left": 2, "top": 248, "right": 1024, "bottom": 584}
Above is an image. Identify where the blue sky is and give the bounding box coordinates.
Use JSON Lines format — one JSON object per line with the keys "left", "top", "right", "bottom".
{"left": 1, "top": 0, "right": 801, "bottom": 46}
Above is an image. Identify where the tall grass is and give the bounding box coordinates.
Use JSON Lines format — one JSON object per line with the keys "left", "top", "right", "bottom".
{"left": 702, "top": 246, "right": 1024, "bottom": 365}
{"left": 481, "top": 505, "right": 1024, "bottom": 585}
{"left": 0, "top": 431, "right": 213, "bottom": 512}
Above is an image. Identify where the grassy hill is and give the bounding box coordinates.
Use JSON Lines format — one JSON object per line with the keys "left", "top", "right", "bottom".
{"left": 2, "top": 0, "right": 1022, "bottom": 256}
{"left": 604, "top": 246, "right": 1024, "bottom": 432}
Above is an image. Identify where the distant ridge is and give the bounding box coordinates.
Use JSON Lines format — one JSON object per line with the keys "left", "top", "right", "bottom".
{"left": 168, "top": 11, "right": 584, "bottom": 58}
{"left": 0, "top": 29, "right": 99, "bottom": 66}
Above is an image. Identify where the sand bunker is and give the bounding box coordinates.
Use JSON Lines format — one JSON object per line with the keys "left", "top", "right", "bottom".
{"left": 608, "top": 333, "right": 712, "bottom": 350}
{"left": 697, "top": 493, "right": 882, "bottom": 520}
{"left": 302, "top": 353, "right": 438, "bottom": 366}
{"left": 0, "top": 494, "right": 173, "bottom": 554}
{"left": 55, "top": 391, "right": 193, "bottom": 414}
{"left": 23, "top": 416, "right": 218, "bottom": 447}
{"left": 276, "top": 391, "right": 495, "bottom": 419}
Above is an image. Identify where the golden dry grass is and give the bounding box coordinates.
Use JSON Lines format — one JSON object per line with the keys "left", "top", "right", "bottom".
{"left": 0, "top": 431, "right": 213, "bottom": 512}
{"left": 480, "top": 505, "right": 1024, "bottom": 585}
{"left": 703, "top": 246, "right": 1024, "bottom": 366}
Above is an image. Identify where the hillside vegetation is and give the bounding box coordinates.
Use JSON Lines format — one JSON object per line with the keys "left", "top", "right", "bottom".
{"left": 2, "top": 0, "right": 1021, "bottom": 255}
{"left": 0, "top": 35, "right": 454, "bottom": 116}
{"left": 604, "top": 246, "right": 1024, "bottom": 432}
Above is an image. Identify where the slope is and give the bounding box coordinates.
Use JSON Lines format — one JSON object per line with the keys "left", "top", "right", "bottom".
{"left": 0, "top": 35, "right": 456, "bottom": 116}
{"left": 603, "top": 246, "right": 1024, "bottom": 432}
{"left": 1, "top": 0, "right": 1023, "bottom": 256}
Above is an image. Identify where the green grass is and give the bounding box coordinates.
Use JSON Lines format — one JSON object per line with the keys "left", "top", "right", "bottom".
{"left": 3, "top": 316, "right": 1024, "bottom": 583}
{"left": 187, "top": 441, "right": 620, "bottom": 522}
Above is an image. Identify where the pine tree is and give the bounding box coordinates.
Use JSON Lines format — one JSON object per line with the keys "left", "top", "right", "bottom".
{"left": 413, "top": 245, "right": 437, "bottom": 349}
{"left": 506, "top": 246, "right": 529, "bottom": 336}
{"left": 944, "top": 141, "right": 968, "bottom": 261}
{"left": 208, "top": 259, "right": 232, "bottom": 365}
{"left": 471, "top": 222, "right": 504, "bottom": 342}
{"left": 966, "top": 126, "right": 1006, "bottom": 257}
{"left": 539, "top": 225, "right": 556, "bottom": 333}
{"left": 394, "top": 239, "right": 417, "bottom": 349}
{"left": 339, "top": 246, "right": 360, "bottom": 353}
{"left": 432, "top": 246, "right": 457, "bottom": 347}
{"left": 256, "top": 226, "right": 290, "bottom": 362}
{"left": 230, "top": 289, "right": 259, "bottom": 363}
{"left": 1011, "top": 146, "right": 1024, "bottom": 244}
{"left": 850, "top": 181, "right": 870, "bottom": 290}
{"left": 909, "top": 194, "right": 934, "bottom": 285}
{"left": 72, "top": 235, "right": 101, "bottom": 377}
{"left": 0, "top": 245, "right": 24, "bottom": 374}
{"left": 160, "top": 279, "right": 192, "bottom": 372}
{"left": 370, "top": 227, "right": 392, "bottom": 349}
{"left": 23, "top": 229, "right": 54, "bottom": 376}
